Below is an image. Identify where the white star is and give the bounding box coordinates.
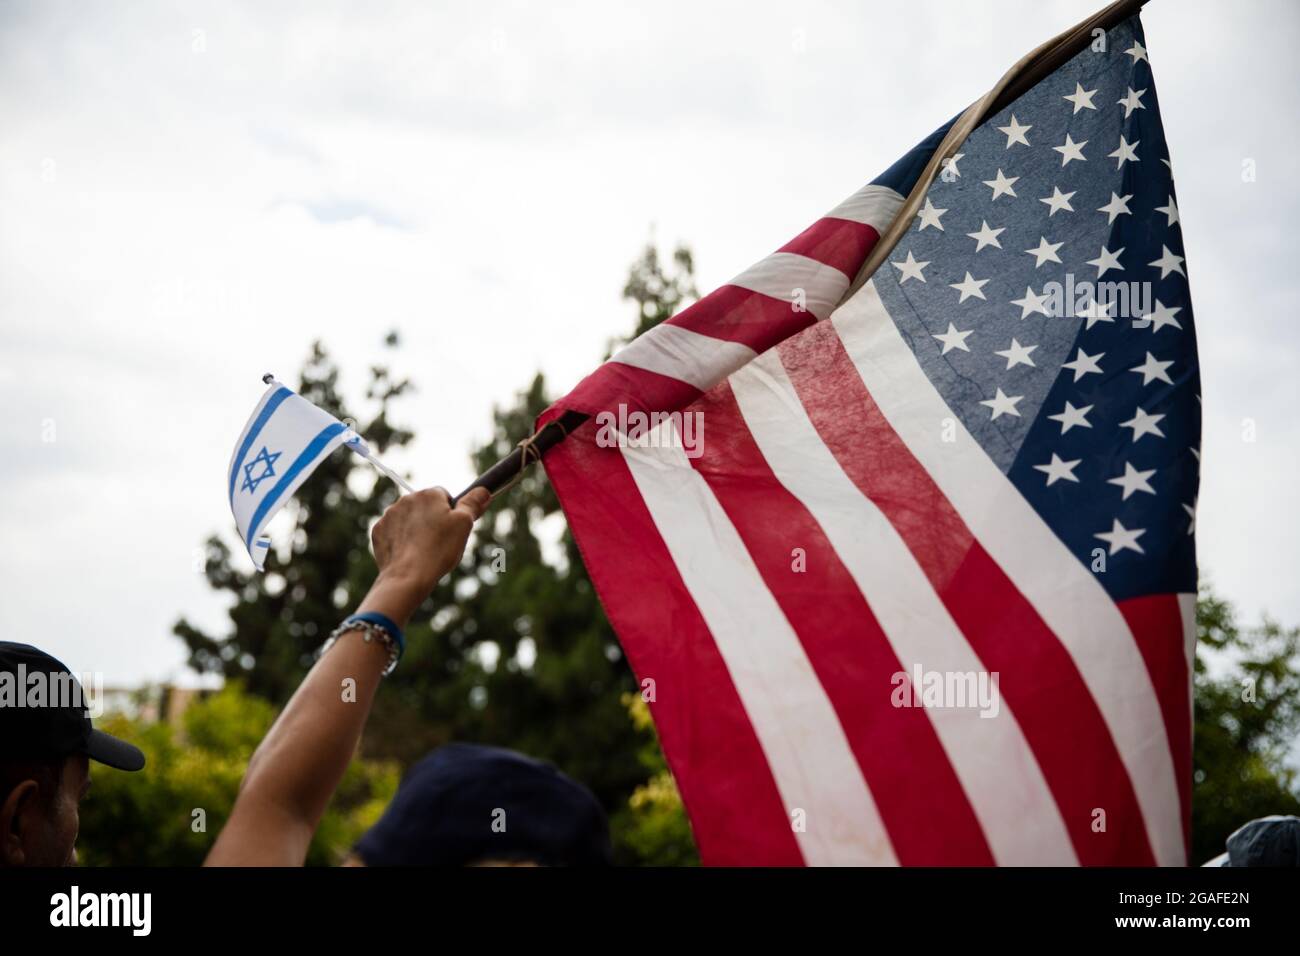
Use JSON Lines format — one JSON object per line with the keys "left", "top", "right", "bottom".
{"left": 892, "top": 250, "right": 930, "bottom": 283}
{"left": 983, "top": 168, "right": 1019, "bottom": 200}
{"left": 1120, "top": 407, "right": 1166, "bottom": 442}
{"left": 1183, "top": 500, "right": 1197, "bottom": 535}
{"left": 1086, "top": 244, "right": 1125, "bottom": 277}
{"left": 1097, "top": 192, "right": 1133, "bottom": 225}
{"left": 1108, "top": 462, "right": 1157, "bottom": 500}
{"left": 941, "top": 152, "right": 965, "bottom": 179}
{"left": 950, "top": 271, "right": 989, "bottom": 303}
{"left": 1040, "top": 186, "right": 1076, "bottom": 216}
{"left": 1079, "top": 296, "right": 1115, "bottom": 329}
{"left": 1149, "top": 245, "right": 1186, "bottom": 279}
{"left": 966, "top": 220, "right": 1005, "bottom": 252}
{"left": 1118, "top": 87, "right": 1147, "bottom": 118}
{"left": 1053, "top": 133, "right": 1088, "bottom": 166}
{"left": 1125, "top": 40, "right": 1148, "bottom": 63}
{"left": 979, "top": 388, "right": 1024, "bottom": 420}
{"left": 1095, "top": 519, "right": 1146, "bottom": 555}
{"left": 1061, "top": 347, "right": 1104, "bottom": 381}
{"left": 932, "top": 322, "right": 974, "bottom": 354}
{"left": 1155, "top": 194, "right": 1180, "bottom": 227}
{"left": 1141, "top": 299, "right": 1183, "bottom": 333}
{"left": 1063, "top": 82, "right": 1098, "bottom": 114}
{"left": 1025, "top": 236, "right": 1064, "bottom": 267}
{"left": 997, "top": 114, "right": 1032, "bottom": 148}
{"left": 1047, "top": 400, "right": 1093, "bottom": 434}
{"left": 1034, "top": 453, "right": 1082, "bottom": 486}
{"left": 1010, "top": 286, "right": 1051, "bottom": 318}
{"left": 995, "top": 338, "right": 1038, "bottom": 369}
{"left": 1132, "top": 351, "right": 1175, "bottom": 386}
{"left": 1109, "top": 135, "right": 1140, "bottom": 169}
{"left": 917, "top": 197, "right": 947, "bottom": 231}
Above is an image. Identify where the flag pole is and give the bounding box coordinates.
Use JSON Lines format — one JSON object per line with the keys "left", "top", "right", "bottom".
{"left": 453, "top": 0, "right": 1150, "bottom": 505}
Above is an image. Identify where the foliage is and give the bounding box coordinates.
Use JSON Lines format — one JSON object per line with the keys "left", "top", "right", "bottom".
{"left": 78, "top": 683, "right": 399, "bottom": 866}
{"left": 1190, "top": 584, "right": 1300, "bottom": 863}
{"left": 610, "top": 693, "right": 699, "bottom": 866}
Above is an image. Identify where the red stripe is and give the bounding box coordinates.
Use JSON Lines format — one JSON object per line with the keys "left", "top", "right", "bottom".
{"left": 687, "top": 382, "right": 996, "bottom": 865}
{"left": 1117, "top": 594, "right": 1192, "bottom": 852}
{"left": 778, "top": 217, "right": 879, "bottom": 279}
{"left": 778, "top": 320, "right": 1158, "bottom": 865}
{"left": 558, "top": 362, "right": 702, "bottom": 420}
{"left": 540, "top": 413, "right": 805, "bottom": 865}
{"left": 668, "top": 285, "right": 817, "bottom": 354}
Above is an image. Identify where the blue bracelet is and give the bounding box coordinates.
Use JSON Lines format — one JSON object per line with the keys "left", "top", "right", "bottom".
{"left": 344, "top": 612, "right": 406, "bottom": 658}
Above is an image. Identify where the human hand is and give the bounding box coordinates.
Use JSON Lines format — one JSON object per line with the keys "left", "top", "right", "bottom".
{"left": 360, "top": 486, "right": 490, "bottom": 626}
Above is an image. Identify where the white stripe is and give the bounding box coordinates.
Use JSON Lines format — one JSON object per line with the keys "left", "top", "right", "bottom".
{"left": 831, "top": 279, "right": 1186, "bottom": 866}
{"left": 728, "top": 251, "right": 849, "bottom": 321}
{"left": 621, "top": 431, "right": 897, "bottom": 866}
{"left": 729, "top": 353, "right": 1078, "bottom": 865}
{"left": 824, "top": 183, "right": 905, "bottom": 232}
{"left": 610, "top": 322, "right": 756, "bottom": 392}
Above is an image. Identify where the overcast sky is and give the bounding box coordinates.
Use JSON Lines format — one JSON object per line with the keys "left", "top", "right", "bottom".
{"left": 1, "top": 0, "right": 1296, "bottom": 688}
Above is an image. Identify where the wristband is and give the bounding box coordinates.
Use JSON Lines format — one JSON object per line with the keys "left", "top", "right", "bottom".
{"left": 346, "top": 612, "right": 406, "bottom": 655}
{"left": 319, "top": 612, "right": 406, "bottom": 676}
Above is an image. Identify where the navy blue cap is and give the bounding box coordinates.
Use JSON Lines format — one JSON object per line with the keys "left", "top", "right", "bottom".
{"left": 0, "top": 642, "right": 144, "bottom": 772}
{"left": 1223, "top": 815, "right": 1300, "bottom": 867}
{"left": 354, "top": 743, "right": 611, "bottom": 866}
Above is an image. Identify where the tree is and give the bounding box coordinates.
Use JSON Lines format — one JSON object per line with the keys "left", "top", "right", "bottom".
{"left": 171, "top": 244, "right": 704, "bottom": 864}
{"left": 77, "top": 683, "right": 398, "bottom": 866}
{"left": 1191, "top": 584, "right": 1300, "bottom": 863}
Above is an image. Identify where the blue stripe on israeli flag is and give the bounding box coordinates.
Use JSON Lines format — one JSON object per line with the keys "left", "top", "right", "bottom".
{"left": 228, "top": 386, "right": 292, "bottom": 505}
{"left": 243, "top": 421, "right": 347, "bottom": 551}
{"left": 228, "top": 379, "right": 379, "bottom": 571}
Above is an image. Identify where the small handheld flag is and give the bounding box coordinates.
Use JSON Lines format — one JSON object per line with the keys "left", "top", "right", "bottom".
{"left": 228, "top": 375, "right": 413, "bottom": 571}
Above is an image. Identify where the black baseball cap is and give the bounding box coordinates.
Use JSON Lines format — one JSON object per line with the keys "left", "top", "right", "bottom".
{"left": 354, "top": 743, "right": 611, "bottom": 866}
{"left": 0, "top": 642, "right": 145, "bottom": 772}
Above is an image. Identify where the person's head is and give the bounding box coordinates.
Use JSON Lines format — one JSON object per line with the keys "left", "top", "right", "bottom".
{"left": 349, "top": 743, "right": 612, "bottom": 867}
{"left": 0, "top": 643, "right": 145, "bottom": 867}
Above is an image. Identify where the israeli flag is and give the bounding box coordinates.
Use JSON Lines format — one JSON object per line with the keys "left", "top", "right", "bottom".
{"left": 228, "top": 377, "right": 413, "bottom": 571}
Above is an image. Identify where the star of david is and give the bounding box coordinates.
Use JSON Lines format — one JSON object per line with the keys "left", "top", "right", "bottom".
{"left": 241, "top": 446, "right": 281, "bottom": 494}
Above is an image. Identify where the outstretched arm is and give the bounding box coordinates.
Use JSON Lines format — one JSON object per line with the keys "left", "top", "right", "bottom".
{"left": 205, "top": 486, "right": 490, "bottom": 867}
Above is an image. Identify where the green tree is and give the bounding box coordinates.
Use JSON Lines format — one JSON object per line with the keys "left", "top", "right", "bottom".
{"left": 612, "top": 692, "right": 699, "bottom": 866}
{"left": 172, "top": 244, "right": 703, "bottom": 864}
{"left": 1191, "top": 585, "right": 1300, "bottom": 863}
{"left": 77, "top": 684, "right": 398, "bottom": 866}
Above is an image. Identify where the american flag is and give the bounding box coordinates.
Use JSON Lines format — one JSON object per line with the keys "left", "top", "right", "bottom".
{"left": 541, "top": 12, "right": 1197, "bottom": 865}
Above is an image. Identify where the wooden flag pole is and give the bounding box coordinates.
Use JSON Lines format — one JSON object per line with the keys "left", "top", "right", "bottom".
{"left": 453, "top": 0, "right": 1150, "bottom": 505}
